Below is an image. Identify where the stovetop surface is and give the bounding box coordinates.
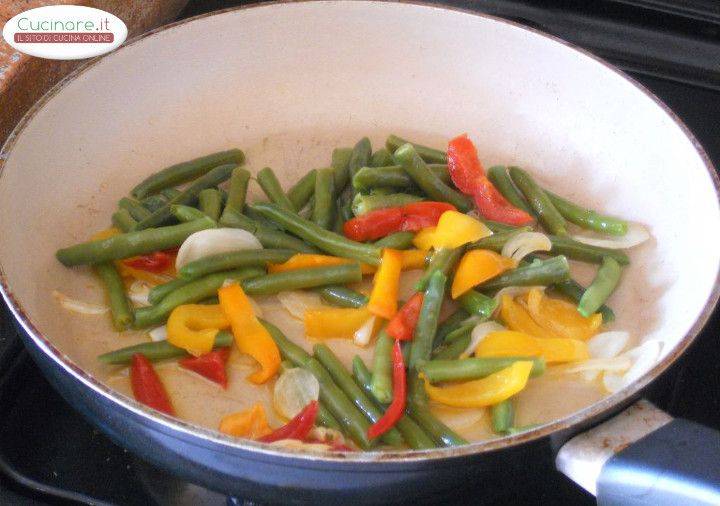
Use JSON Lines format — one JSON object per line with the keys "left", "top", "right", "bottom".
{"left": 1, "top": 1, "right": 719, "bottom": 504}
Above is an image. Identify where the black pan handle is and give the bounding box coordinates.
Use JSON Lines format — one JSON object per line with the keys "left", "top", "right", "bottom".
{"left": 556, "top": 400, "right": 720, "bottom": 505}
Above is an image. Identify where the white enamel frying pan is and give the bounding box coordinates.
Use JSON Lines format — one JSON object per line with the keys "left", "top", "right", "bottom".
{"left": 0, "top": 2, "right": 719, "bottom": 503}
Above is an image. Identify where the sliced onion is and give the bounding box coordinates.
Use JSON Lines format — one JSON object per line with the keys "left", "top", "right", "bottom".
{"left": 273, "top": 368, "right": 320, "bottom": 419}
{"left": 148, "top": 325, "right": 168, "bottom": 342}
{"left": 556, "top": 356, "right": 632, "bottom": 375}
{"left": 462, "top": 321, "right": 506, "bottom": 358}
{"left": 602, "top": 339, "right": 662, "bottom": 393}
{"left": 353, "top": 316, "right": 377, "bottom": 347}
{"left": 277, "top": 291, "right": 324, "bottom": 320}
{"left": 491, "top": 286, "right": 544, "bottom": 317}
{"left": 52, "top": 290, "right": 108, "bottom": 315}
{"left": 309, "top": 426, "right": 347, "bottom": 446}
{"left": 175, "top": 228, "right": 262, "bottom": 270}
{"left": 433, "top": 406, "right": 486, "bottom": 432}
{"left": 501, "top": 232, "right": 551, "bottom": 262}
{"left": 572, "top": 222, "right": 650, "bottom": 250}
{"left": 128, "top": 280, "right": 152, "bottom": 306}
{"left": 588, "top": 331, "right": 630, "bottom": 359}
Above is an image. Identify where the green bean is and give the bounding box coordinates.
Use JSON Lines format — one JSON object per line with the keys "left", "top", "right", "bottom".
{"left": 479, "top": 219, "right": 519, "bottom": 233}
{"left": 148, "top": 277, "right": 189, "bottom": 305}
{"left": 161, "top": 188, "right": 181, "bottom": 200}
{"left": 242, "top": 264, "right": 362, "bottom": 296}
{"left": 347, "top": 138, "right": 372, "bottom": 182}
{"left": 98, "top": 331, "right": 234, "bottom": 365}
{"left": 170, "top": 204, "right": 209, "bottom": 223}
{"left": 279, "top": 360, "right": 295, "bottom": 374}
{"left": 118, "top": 197, "right": 152, "bottom": 221}
{"left": 509, "top": 166, "right": 567, "bottom": 236}
{"left": 550, "top": 279, "right": 615, "bottom": 322}
{"left": 352, "top": 357, "right": 436, "bottom": 450}
{"left": 545, "top": 190, "right": 628, "bottom": 236}
{"left": 458, "top": 290, "right": 497, "bottom": 319}
{"left": 406, "top": 373, "right": 467, "bottom": 446}
{"left": 331, "top": 147, "right": 353, "bottom": 191}
{"left": 304, "top": 358, "right": 375, "bottom": 449}
{"left": 312, "top": 168, "right": 336, "bottom": 229}
{"left": 220, "top": 167, "right": 251, "bottom": 222}
{"left": 479, "top": 255, "right": 570, "bottom": 291}
{"left": 242, "top": 205, "right": 282, "bottom": 230}
{"left": 369, "top": 148, "right": 395, "bottom": 167}
{"left": 141, "top": 194, "right": 168, "bottom": 213}
{"left": 432, "top": 332, "right": 471, "bottom": 360}
{"left": 111, "top": 209, "right": 137, "bottom": 232}
{"left": 443, "top": 321, "right": 476, "bottom": 344}
{"left": 421, "top": 357, "right": 546, "bottom": 383}
{"left": 131, "top": 149, "right": 245, "bottom": 199}
{"left": 374, "top": 231, "right": 416, "bottom": 250}
{"left": 433, "top": 309, "right": 470, "bottom": 349}
{"left": 133, "top": 267, "right": 264, "bottom": 327}
{"left": 467, "top": 227, "right": 533, "bottom": 252}
{"left": 314, "top": 344, "right": 404, "bottom": 447}
{"left": 178, "top": 249, "right": 293, "bottom": 280}
{"left": 251, "top": 203, "right": 382, "bottom": 265}
{"left": 487, "top": 166, "right": 533, "bottom": 214}
{"left": 408, "top": 271, "right": 447, "bottom": 370}
{"left": 198, "top": 189, "right": 223, "bottom": 221}
{"left": 491, "top": 399, "right": 515, "bottom": 434}
{"left": 352, "top": 193, "right": 422, "bottom": 216}
{"left": 548, "top": 235, "right": 629, "bottom": 265}
{"left": 257, "top": 167, "right": 296, "bottom": 212}
{"left": 95, "top": 263, "right": 133, "bottom": 330}
{"left": 316, "top": 286, "right": 368, "bottom": 308}
{"left": 219, "top": 209, "right": 317, "bottom": 253}
{"left": 287, "top": 170, "right": 317, "bottom": 212}
{"left": 334, "top": 187, "right": 355, "bottom": 230}
{"left": 386, "top": 135, "right": 447, "bottom": 164}
{"left": 370, "top": 331, "right": 393, "bottom": 404}
{"left": 415, "top": 247, "right": 464, "bottom": 291}
{"left": 578, "top": 257, "right": 622, "bottom": 317}
{"left": 352, "top": 164, "right": 450, "bottom": 193}
{"left": 56, "top": 217, "right": 216, "bottom": 266}
{"left": 394, "top": 144, "right": 472, "bottom": 211}
{"left": 135, "top": 164, "right": 236, "bottom": 229}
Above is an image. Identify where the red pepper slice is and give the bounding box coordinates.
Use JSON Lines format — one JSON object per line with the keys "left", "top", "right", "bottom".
{"left": 343, "top": 202, "right": 457, "bottom": 241}
{"left": 367, "top": 340, "right": 406, "bottom": 439}
{"left": 123, "top": 251, "right": 174, "bottom": 273}
{"left": 343, "top": 207, "right": 403, "bottom": 242}
{"left": 386, "top": 292, "right": 424, "bottom": 341}
{"left": 130, "top": 353, "right": 175, "bottom": 415}
{"left": 258, "top": 401, "right": 319, "bottom": 443}
{"left": 447, "top": 134, "right": 534, "bottom": 226}
{"left": 400, "top": 202, "right": 456, "bottom": 231}
{"left": 178, "top": 347, "right": 231, "bottom": 388}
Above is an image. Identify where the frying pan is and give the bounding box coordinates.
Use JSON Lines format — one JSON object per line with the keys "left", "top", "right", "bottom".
{"left": 1, "top": 2, "right": 719, "bottom": 504}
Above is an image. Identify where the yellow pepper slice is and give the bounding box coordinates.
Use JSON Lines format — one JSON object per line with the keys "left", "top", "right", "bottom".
{"left": 500, "top": 295, "right": 562, "bottom": 340}
{"left": 167, "top": 304, "right": 230, "bottom": 357}
{"left": 218, "top": 283, "right": 281, "bottom": 384}
{"left": 451, "top": 250, "right": 516, "bottom": 299}
{"left": 536, "top": 338, "right": 589, "bottom": 363}
{"left": 268, "top": 254, "right": 374, "bottom": 275}
{"left": 422, "top": 361, "right": 534, "bottom": 408}
{"left": 368, "top": 249, "right": 403, "bottom": 319}
{"left": 412, "top": 211, "right": 492, "bottom": 250}
{"left": 474, "top": 329, "right": 588, "bottom": 363}
{"left": 304, "top": 307, "right": 372, "bottom": 338}
{"left": 400, "top": 249, "right": 428, "bottom": 271}
{"left": 474, "top": 330, "right": 542, "bottom": 357}
{"left": 521, "top": 289, "right": 602, "bottom": 341}
{"left": 219, "top": 404, "right": 272, "bottom": 439}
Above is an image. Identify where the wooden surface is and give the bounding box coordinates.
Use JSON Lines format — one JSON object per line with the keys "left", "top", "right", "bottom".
{"left": 0, "top": 0, "right": 189, "bottom": 146}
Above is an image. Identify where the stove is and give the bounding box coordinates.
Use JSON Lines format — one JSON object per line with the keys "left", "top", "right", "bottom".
{"left": 1, "top": 1, "right": 719, "bottom": 504}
